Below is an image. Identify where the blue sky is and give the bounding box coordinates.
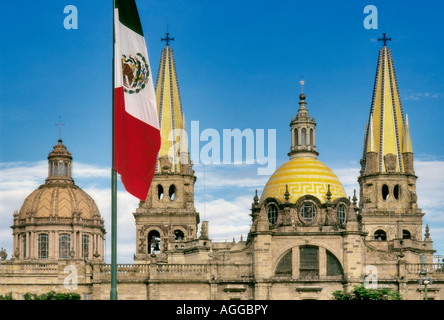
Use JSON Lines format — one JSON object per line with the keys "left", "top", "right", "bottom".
{"left": 1, "top": 0, "right": 444, "bottom": 263}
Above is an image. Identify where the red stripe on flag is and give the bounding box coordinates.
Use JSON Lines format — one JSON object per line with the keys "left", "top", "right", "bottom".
{"left": 114, "top": 87, "right": 161, "bottom": 201}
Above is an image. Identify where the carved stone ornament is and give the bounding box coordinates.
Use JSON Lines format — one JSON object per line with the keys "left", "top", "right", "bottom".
{"left": 209, "top": 251, "right": 231, "bottom": 262}
{"left": 410, "top": 191, "right": 417, "bottom": 203}
{"left": 384, "top": 153, "right": 397, "bottom": 172}
{"left": 200, "top": 221, "right": 209, "bottom": 240}
{"left": 282, "top": 207, "right": 292, "bottom": 226}
{"left": 0, "top": 248, "right": 7, "bottom": 260}
{"left": 364, "top": 242, "right": 398, "bottom": 261}
{"left": 159, "top": 155, "right": 172, "bottom": 173}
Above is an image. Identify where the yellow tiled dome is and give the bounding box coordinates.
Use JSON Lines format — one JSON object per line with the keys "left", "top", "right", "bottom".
{"left": 260, "top": 157, "right": 347, "bottom": 204}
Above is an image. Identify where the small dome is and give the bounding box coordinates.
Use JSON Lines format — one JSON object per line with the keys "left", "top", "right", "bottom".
{"left": 260, "top": 157, "right": 346, "bottom": 204}
{"left": 18, "top": 184, "right": 101, "bottom": 220}
{"left": 17, "top": 139, "right": 102, "bottom": 221}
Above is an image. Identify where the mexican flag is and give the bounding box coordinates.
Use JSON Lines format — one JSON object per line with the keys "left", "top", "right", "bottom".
{"left": 113, "top": 0, "right": 160, "bottom": 201}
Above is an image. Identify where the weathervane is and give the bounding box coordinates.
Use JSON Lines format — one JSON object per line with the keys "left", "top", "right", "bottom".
{"left": 378, "top": 33, "right": 391, "bottom": 46}
{"left": 161, "top": 32, "right": 174, "bottom": 46}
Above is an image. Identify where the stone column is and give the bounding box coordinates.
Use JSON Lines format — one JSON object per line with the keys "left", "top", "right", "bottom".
{"left": 254, "top": 282, "right": 271, "bottom": 300}
{"left": 49, "top": 231, "right": 54, "bottom": 259}
{"left": 292, "top": 247, "right": 300, "bottom": 279}
{"left": 319, "top": 247, "right": 326, "bottom": 277}
{"left": 31, "top": 232, "right": 35, "bottom": 259}
{"left": 27, "top": 232, "right": 31, "bottom": 259}
{"left": 13, "top": 232, "right": 18, "bottom": 259}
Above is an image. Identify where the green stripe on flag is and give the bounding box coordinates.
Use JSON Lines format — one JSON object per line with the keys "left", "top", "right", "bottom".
{"left": 115, "top": 0, "right": 144, "bottom": 36}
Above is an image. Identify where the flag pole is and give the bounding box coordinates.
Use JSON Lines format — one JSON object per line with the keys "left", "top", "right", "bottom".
{"left": 111, "top": 0, "right": 118, "bottom": 300}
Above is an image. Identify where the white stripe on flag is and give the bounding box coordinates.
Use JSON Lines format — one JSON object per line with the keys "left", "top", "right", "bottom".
{"left": 114, "top": 9, "right": 159, "bottom": 130}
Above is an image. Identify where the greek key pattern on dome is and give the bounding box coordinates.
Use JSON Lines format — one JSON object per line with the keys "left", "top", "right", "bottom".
{"left": 261, "top": 181, "right": 346, "bottom": 203}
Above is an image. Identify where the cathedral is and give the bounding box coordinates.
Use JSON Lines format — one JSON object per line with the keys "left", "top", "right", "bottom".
{"left": 0, "top": 34, "right": 443, "bottom": 300}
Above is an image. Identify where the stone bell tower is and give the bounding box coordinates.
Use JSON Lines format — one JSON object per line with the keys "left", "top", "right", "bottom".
{"left": 358, "top": 34, "right": 433, "bottom": 261}
{"left": 133, "top": 34, "right": 199, "bottom": 262}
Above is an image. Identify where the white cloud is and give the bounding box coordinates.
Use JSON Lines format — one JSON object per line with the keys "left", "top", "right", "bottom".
{"left": 73, "top": 163, "right": 109, "bottom": 179}
{"left": 402, "top": 91, "right": 440, "bottom": 101}
{"left": 195, "top": 195, "right": 252, "bottom": 241}
{"left": 331, "top": 166, "right": 360, "bottom": 200}
{"left": 193, "top": 163, "right": 269, "bottom": 190}
{"left": 415, "top": 160, "right": 444, "bottom": 223}
{"left": 0, "top": 161, "right": 46, "bottom": 191}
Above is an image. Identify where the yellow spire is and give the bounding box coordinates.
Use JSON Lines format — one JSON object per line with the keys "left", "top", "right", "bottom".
{"left": 363, "top": 39, "right": 407, "bottom": 173}
{"left": 403, "top": 114, "right": 413, "bottom": 153}
{"left": 155, "top": 37, "right": 188, "bottom": 173}
{"left": 366, "top": 114, "right": 376, "bottom": 153}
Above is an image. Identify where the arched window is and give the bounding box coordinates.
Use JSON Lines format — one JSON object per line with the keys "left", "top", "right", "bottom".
{"left": 53, "top": 162, "right": 58, "bottom": 176}
{"left": 148, "top": 230, "right": 161, "bottom": 254}
{"left": 157, "top": 185, "right": 164, "bottom": 200}
{"left": 374, "top": 229, "right": 387, "bottom": 241}
{"left": 82, "top": 235, "right": 90, "bottom": 259}
{"left": 169, "top": 185, "right": 176, "bottom": 201}
{"left": 394, "top": 185, "right": 400, "bottom": 200}
{"left": 267, "top": 203, "right": 278, "bottom": 225}
{"left": 301, "top": 201, "right": 316, "bottom": 223}
{"left": 337, "top": 204, "right": 346, "bottom": 225}
{"left": 326, "top": 250, "right": 343, "bottom": 276}
{"left": 299, "top": 246, "right": 319, "bottom": 278}
{"left": 301, "top": 128, "right": 307, "bottom": 146}
{"left": 58, "top": 160, "right": 64, "bottom": 176}
{"left": 294, "top": 129, "right": 298, "bottom": 146}
{"left": 275, "top": 250, "right": 292, "bottom": 276}
{"left": 382, "top": 184, "right": 389, "bottom": 200}
{"left": 23, "top": 234, "right": 27, "bottom": 259}
{"left": 275, "top": 247, "right": 344, "bottom": 280}
{"left": 310, "top": 128, "right": 314, "bottom": 146}
{"left": 403, "top": 230, "right": 411, "bottom": 239}
{"left": 174, "top": 229, "right": 185, "bottom": 242}
{"left": 38, "top": 234, "right": 49, "bottom": 259}
{"left": 64, "top": 162, "right": 69, "bottom": 177}
{"left": 59, "top": 234, "right": 71, "bottom": 258}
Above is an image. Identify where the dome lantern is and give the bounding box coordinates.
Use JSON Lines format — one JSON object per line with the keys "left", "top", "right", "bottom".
{"left": 288, "top": 89, "right": 319, "bottom": 160}
{"left": 46, "top": 139, "right": 74, "bottom": 184}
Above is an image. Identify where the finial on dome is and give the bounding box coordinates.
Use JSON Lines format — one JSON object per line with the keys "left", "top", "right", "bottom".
{"left": 326, "top": 184, "right": 332, "bottom": 202}
{"left": 46, "top": 139, "right": 73, "bottom": 184}
{"left": 284, "top": 184, "right": 290, "bottom": 202}
{"left": 253, "top": 189, "right": 259, "bottom": 204}
{"left": 425, "top": 224, "right": 431, "bottom": 239}
{"left": 299, "top": 78, "right": 306, "bottom": 101}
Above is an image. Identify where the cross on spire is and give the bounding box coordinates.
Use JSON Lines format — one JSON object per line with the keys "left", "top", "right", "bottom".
{"left": 161, "top": 32, "right": 174, "bottom": 46}
{"left": 55, "top": 116, "right": 64, "bottom": 140}
{"left": 378, "top": 33, "right": 391, "bottom": 46}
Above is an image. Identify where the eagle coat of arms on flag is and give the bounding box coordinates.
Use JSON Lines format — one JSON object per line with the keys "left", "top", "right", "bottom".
{"left": 121, "top": 53, "right": 149, "bottom": 94}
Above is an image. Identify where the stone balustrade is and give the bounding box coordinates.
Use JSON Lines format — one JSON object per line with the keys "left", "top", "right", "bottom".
{"left": 406, "top": 263, "right": 444, "bottom": 277}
